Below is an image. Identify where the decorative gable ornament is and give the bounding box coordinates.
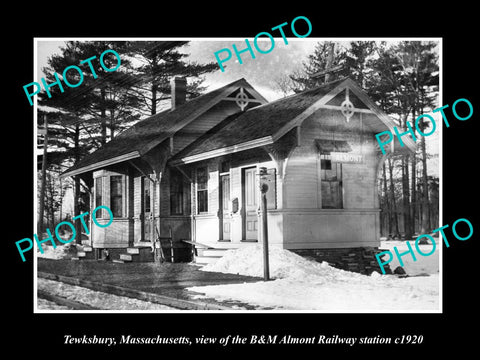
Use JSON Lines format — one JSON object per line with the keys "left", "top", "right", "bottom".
{"left": 341, "top": 88, "right": 354, "bottom": 123}
{"left": 235, "top": 87, "right": 249, "bottom": 111}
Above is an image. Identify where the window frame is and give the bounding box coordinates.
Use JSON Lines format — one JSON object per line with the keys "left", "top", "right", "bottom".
{"left": 95, "top": 176, "right": 104, "bottom": 218}
{"left": 110, "top": 175, "right": 124, "bottom": 218}
{"left": 319, "top": 154, "right": 343, "bottom": 209}
{"left": 196, "top": 166, "right": 209, "bottom": 214}
{"left": 170, "top": 169, "right": 184, "bottom": 216}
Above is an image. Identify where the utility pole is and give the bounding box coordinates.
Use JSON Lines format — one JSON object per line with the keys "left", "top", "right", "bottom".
{"left": 38, "top": 114, "right": 48, "bottom": 235}
{"left": 259, "top": 167, "right": 270, "bottom": 281}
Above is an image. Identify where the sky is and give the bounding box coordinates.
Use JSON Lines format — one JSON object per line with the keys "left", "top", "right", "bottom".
{"left": 36, "top": 38, "right": 321, "bottom": 101}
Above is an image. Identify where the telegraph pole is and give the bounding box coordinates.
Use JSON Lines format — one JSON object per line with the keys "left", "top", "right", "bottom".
{"left": 259, "top": 167, "right": 270, "bottom": 281}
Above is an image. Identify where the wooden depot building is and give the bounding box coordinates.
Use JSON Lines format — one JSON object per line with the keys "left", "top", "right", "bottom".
{"left": 61, "top": 76, "right": 414, "bottom": 274}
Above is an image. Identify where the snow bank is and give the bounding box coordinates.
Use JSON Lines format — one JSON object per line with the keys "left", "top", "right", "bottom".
{"left": 202, "top": 245, "right": 364, "bottom": 283}
{"left": 380, "top": 240, "right": 440, "bottom": 275}
{"left": 190, "top": 245, "right": 440, "bottom": 311}
{"left": 37, "top": 243, "right": 76, "bottom": 260}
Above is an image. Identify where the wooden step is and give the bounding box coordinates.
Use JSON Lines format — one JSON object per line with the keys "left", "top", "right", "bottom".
{"left": 116, "top": 248, "right": 155, "bottom": 263}
{"left": 194, "top": 246, "right": 237, "bottom": 266}
{"left": 201, "top": 249, "right": 231, "bottom": 257}
{"left": 195, "top": 256, "right": 223, "bottom": 265}
{"left": 119, "top": 254, "right": 133, "bottom": 262}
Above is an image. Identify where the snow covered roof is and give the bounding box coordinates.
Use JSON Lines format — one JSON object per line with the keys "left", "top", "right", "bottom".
{"left": 171, "top": 78, "right": 415, "bottom": 165}
{"left": 61, "top": 78, "right": 264, "bottom": 178}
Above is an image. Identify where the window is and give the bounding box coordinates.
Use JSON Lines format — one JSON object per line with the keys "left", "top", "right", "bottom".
{"left": 196, "top": 167, "right": 208, "bottom": 213}
{"left": 170, "top": 169, "right": 184, "bottom": 215}
{"left": 110, "top": 176, "right": 123, "bottom": 217}
{"left": 320, "top": 159, "right": 332, "bottom": 170}
{"left": 320, "top": 155, "right": 343, "bottom": 209}
{"left": 143, "top": 177, "right": 151, "bottom": 213}
{"left": 95, "top": 177, "right": 103, "bottom": 218}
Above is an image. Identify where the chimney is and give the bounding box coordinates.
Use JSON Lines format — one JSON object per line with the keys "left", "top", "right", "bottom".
{"left": 170, "top": 77, "right": 187, "bottom": 110}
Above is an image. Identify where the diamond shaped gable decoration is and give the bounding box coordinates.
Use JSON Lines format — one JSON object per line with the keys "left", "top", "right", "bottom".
{"left": 235, "top": 87, "right": 249, "bottom": 111}
{"left": 341, "top": 88, "right": 354, "bottom": 123}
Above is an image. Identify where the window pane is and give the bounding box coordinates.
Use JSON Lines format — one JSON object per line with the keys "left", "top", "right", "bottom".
{"left": 197, "top": 190, "right": 208, "bottom": 213}
{"left": 95, "top": 177, "right": 103, "bottom": 218}
{"left": 197, "top": 167, "right": 208, "bottom": 190}
{"left": 110, "top": 176, "right": 123, "bottom": 217}
{"left": 222, "top": 176, "right": 230, "bottom": 211}
{"left": 245, "top": 169, "right": 257, "bottom": 206}
{"left": 320, "top": 157, "right": 343, "bottom": 209}
{"left": 170, "top": 170, "right": 184, "bottom": 215}
{"left": 144, "top": 177, "right": 151, "bottom": 213}
{"left": 321, "top": 159, "right": 332, "bottom": 170}
{"left": 197, "top": 167, "right": 208, "bottom": 213}
{"left": 111, "top": 176, "right": 122, "bottom": 196}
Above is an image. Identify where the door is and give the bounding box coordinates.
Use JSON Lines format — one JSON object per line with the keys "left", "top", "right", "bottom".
{"left": 219, "top": 174, "right": 231, "bottom": 241}
{"left": 243, "top": 167, "right": 258, "bottom": 241}
{"left": 142, "top": 176, "right": 152, "bottom": 241}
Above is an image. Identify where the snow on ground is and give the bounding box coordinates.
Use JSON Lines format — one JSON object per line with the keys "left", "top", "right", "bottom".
{"left": 187, "top": 243, "right": 440, "bottom": 312}
{"left": 37, "top": 298, "right": 72, "bottom": 310}
{"left": 36, "top": 242, "right": 75, "bottom": 260}
{"left": 380, "top": 239, "right": 439, "bottom": 275}
{"left": 37, "top": 278, "right": 176, "bottom": 311}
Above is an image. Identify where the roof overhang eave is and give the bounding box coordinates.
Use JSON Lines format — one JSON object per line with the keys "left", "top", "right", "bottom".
{"left": 170, "top": 136, "right": 274, "bottom": 166}
{"left": 60, "top": 151, "right": 141, "bottom": 178}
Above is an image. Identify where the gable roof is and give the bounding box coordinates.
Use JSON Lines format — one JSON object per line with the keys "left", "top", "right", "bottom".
{"left": 61, "top": 78, "right": 265, "bottom": 177}
{"left": 171, "top": 77, "right": 416, "bottom": 165}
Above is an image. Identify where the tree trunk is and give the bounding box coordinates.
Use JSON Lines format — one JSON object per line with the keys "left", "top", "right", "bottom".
{"left": 402, "top": 155, "right": 412, "bottom": 240}
{"left": 151, "top": 83, "right": 158, "bottom": 115}
{"left": 100, "top": 88, "right": 107, "bottom": 144}
{"left": 388, "top": 157, "right": 400, "bottom": 238}
{"left": 46, "top": 172, "right": 54, "bottom": 229}
{"left": 110, "top": 109, "right": 115, "bottom": 139}
{"left": 59, "top": 177, "right": 63, "bottom": 221}
{"left": 382, "top": 162, "right": 392, "bottom": 236}
{"left": 73, "top": 124, "right": 82, "bottom": 244}
{"left": 420, "top": 129, "right": 430, "bottom": 233}
{"left": 324, "top": 42, "right": 335, "bottom": 83}
{"left": 410, "top": 108, "right": 417, "bottom": 235}
{"left": 38, "top": 114, "right": 48, "bottom": 235}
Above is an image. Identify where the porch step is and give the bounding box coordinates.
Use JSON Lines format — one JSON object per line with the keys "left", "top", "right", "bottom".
{"left": 116, "top": 247, "right": 154, "bottom": 263}
{"left": 119, "top": 254, "right": 133, "bottom": 262}
{"left": 75, "top": 244, "right": 95, "bottom": 260}
{"left": 195, "top": 248, "right": 233, "bottom": 266}
{"left": 112, "top": 259, "right": 126, "bottom": 264}
{"left": 200, "top": 248, "right": 232, "bottom": 257}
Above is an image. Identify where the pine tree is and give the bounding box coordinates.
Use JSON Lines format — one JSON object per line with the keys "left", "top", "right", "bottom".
{"left": 390, "top": 41, "right": 439, "bottom": 236}
{"left": 40, "top": 41, "right": 142, "bottom": 145}
{"left": 287, "top": 41, "right": 347, "bottom": 92}
{"left": 124, "top": 41, "right": 217, "bottom": 115}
